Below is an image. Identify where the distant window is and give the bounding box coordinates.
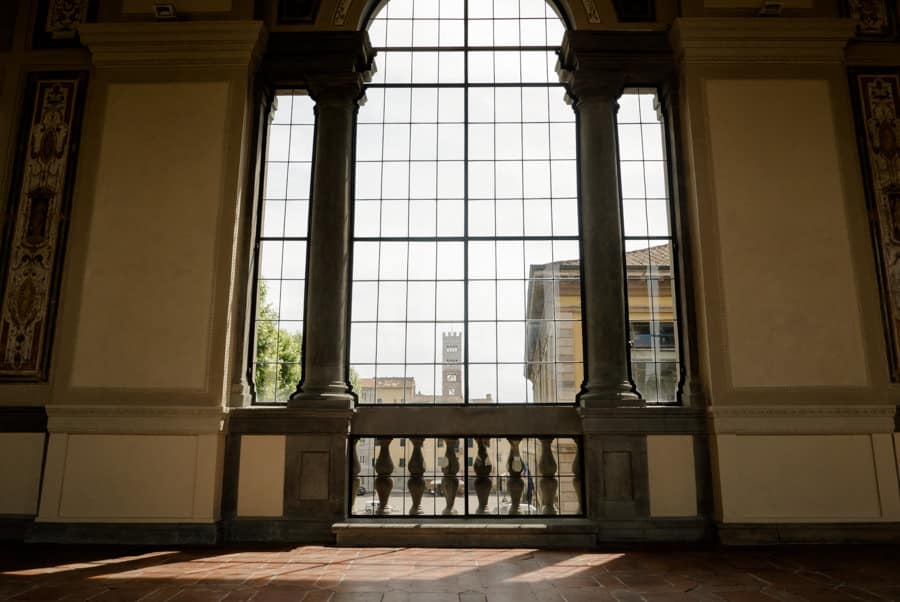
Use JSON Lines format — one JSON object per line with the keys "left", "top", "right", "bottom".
{"left": 447, "top": 374, "right": 457, "bottom": 382}
{"left": 631, "top": 321, "right": 652, "bottom": 348}
{"left": 659, "top": 322, "right": 675, "bottom": 349}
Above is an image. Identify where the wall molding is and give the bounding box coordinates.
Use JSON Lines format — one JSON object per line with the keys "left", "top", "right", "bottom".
{"left": 719, "top": 521, "right": 900, "bottom": 544}
{"left": 76, "top": 21, "right": 267, "bottom": 69}
{"left": 28, "top": 521, "right": 220, "bottom": 544}
{"left": 46, "top": 405, "right": 225, "bottom": 434}
{"left": 709, "top": 404, "right": 897, "bottom": 434}
{"left": 670, "top": 18, "right": 856, "bottom": 64}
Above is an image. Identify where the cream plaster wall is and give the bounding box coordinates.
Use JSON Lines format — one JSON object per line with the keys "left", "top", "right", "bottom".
{"left": 237, "top": 435, "right": 286, "bottom": 517}
{"left": 37, "top": 433, "right": 223, "bottom": 522}
{"left": 0, "top": 433, "right": 44, "bottom": 515}
{"left": 69, "top": 81, "right": 229, "bottom": 391}
{"left": 646, "top": 435, "right": 697, "bottom": 517}
{"left": 704, "top": 79, "right": 867, "bottom": 389}
{"left": 122, "top": 0, "right": 233, "bottom": 12}
{"left": 715, "top": 434, "right": 900, "bottom": 522}
{"left": 896, "top": 434, "right": 900, "bottom": 478}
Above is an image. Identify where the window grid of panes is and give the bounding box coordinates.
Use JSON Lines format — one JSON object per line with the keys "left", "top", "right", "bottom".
{"left": 619, "top": 89, "right": 681, "bottom": 403}
{"left": 351, "top": 0, "right": 582, "bottom": 405}
{"left": 252, "top": 92, "right": 314, "bottom": 403}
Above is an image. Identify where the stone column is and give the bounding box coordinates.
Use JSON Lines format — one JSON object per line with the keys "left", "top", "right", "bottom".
{"left": 558, "top": 35, "right": 640, "bottom": 409}
{"left": 289, "top": 71, "right": 364, "bottom": 408}
{"left": 558, "top": 31, "right": 674, "bottom": 525}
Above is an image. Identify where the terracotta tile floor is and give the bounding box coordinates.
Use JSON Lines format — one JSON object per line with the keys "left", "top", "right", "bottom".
{"left": 1, "top": 544, "right": 899, "bottom": 601}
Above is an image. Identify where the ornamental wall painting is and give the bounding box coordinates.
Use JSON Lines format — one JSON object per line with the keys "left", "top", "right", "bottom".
{"left": 854, "top": 72, "right": 900, "bottom": 379}
{"left": 0, "top": 73, "right": 87, "bottom": 380}
{"left": 843, "top": 0, "right": 898, "bottom": 39}
{"left": 278, "top": 0, "right": 323, "bottom": 24}
{"left": 32, "top": 0, "right": 97, "bottom": 48}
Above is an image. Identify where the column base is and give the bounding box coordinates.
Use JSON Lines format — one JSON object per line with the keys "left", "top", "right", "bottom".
{"left": 577, "top": 381, "right": 643, "bottom": 408}
{"left": 289, "top": 382, "right": 355, "bottom": 409}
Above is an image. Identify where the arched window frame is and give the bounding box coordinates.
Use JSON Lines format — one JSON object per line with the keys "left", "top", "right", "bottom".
{"left": 349, "top": 0, "right": 587, "bottom": 406}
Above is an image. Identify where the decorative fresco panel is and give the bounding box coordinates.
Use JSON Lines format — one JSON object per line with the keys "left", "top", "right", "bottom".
{"left": 278, "top": 0, "right": 322, "bottom": 24}
{"left": 32, "top": 0, "right": 96, "bottom": 48}
{"left": 0, "top": 1, "right": 17, "bottom": 51}
{"left": 843, "top": 0, "right": 897, "bottom": 39}
{"left": 0, "top": 73, "right": 87, "bottom": 380}
{"left": 612, "top": 0, "right": 655, "bottom": 22}
{"left": 854, "top": 72, "right": 900, "bottom": 379}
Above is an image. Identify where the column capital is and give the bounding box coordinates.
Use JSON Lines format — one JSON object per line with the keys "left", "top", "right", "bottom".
{"left": 261, "top": 30, "right": 375, "bottom": 97}
{"left": 307, "top": 72, "right": 367, "bottom": 106}
{"left": 557, "top": 30, "right": 673, "bottom": 105}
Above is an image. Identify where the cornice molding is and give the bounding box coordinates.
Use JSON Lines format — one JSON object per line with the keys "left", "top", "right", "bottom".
{"left": 579, "top": 406, "right": 707, "bottom": 434}
{"left": 76, "top": 21, "right": 267, "bottom": 70}
{"left": 670, "top": 18, "right": 856, "bottom": 64}
{"left": 261, "top": 30, "right": 375, "bottom": 89}
{"left": 708, "top": 404, "right": 897, "bottom": 435}
{"left": 46, "top": 404, "right": 226, "bottom": 434}
{"left": 229, "top": 406, "right": 354, "bottom": 434}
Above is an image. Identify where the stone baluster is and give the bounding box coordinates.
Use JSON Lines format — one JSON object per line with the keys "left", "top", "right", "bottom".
{"left": 407, "top": 437, "right": 426, "bottom": 516}
{"left": 572, "top": 439, "right": 583, "bottom": 515}
{"left": 538, "top": 437, "right": 558, "bottom": 515}
{"left": 441, "top": 438, "right": 460, "bottom": 515}
{"left": 350, "top": 438, "right": 361, "bottom": 513}
{"left": 506, "top": 438, "right": 524, "bottom": 515}
{"left": 374, "top": 437, "right": 394, "bottom": 515}
{"left": 473, "top": 438, "right": 493, "bottom": 514}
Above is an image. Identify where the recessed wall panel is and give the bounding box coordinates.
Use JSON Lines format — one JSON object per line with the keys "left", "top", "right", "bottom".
{"left": 70, "top": 82, "right": 228, "bottom": 391}
{"left": 705, "top": 79, "right": 867, "bottom": 388}
{"left": 59, "top": 434, "right": 197, "bottom": 519}
{"left": 715, "top": 434, "right": 883, "bottom": 521}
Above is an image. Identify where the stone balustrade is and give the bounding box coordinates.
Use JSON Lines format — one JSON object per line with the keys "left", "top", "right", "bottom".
{"left": 349, "top": 436, "right": 583, "bottom": 517}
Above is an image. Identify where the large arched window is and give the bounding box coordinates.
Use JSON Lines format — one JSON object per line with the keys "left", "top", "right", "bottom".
{"left": 350, "top": 0, "right": 580, "bottom": 405}
{"left": 246, "top": 5, "right": 682, "bottom": 406}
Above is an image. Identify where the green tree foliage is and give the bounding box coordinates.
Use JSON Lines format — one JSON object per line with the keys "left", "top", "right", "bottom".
{"left": 254, "top": 281, "right": 362, "bottom": 402}
{"left": 255, "top": 281, "right": 302, "bottom": 401}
